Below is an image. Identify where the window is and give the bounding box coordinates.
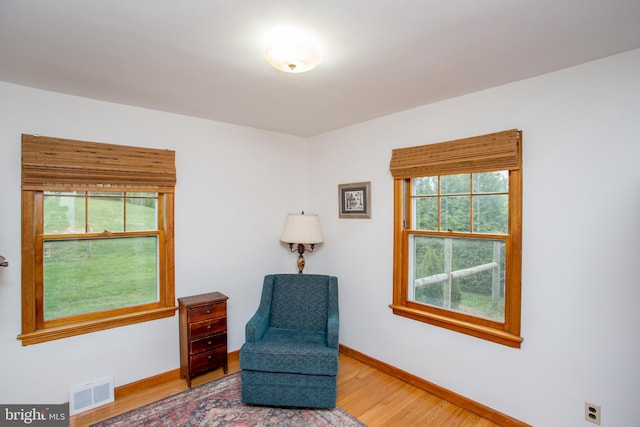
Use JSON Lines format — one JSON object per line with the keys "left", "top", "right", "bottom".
{"left": 389, "top": 130, "right": 523, "bottom": 347}
{"left": 19, "top": 134, "right": 176, "bottom": 345}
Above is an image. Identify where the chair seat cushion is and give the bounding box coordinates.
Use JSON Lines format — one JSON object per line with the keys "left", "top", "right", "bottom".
{"left": 240, "top": 327, "right": 339, "bottom": 375}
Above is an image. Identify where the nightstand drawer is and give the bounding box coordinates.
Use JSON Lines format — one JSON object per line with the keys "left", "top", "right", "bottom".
{"left": 188, "top": 303, "right": 226, "bottom": 322}
{"left": 190, "top": 347, "right": 227, "bottom": 376}
{"left": 190, "top": 332, "right": 226, "bottom": 355}
{"left": 190, "top": 317, "right": 226, "bottom": 339}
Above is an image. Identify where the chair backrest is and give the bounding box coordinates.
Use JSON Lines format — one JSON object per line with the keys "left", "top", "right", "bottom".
{"left": 268, "top": 274, "right": 333, "bottom": 332}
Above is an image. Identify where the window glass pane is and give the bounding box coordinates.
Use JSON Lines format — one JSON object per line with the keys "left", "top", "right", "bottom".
{"left": 473, "top": 171, "right": 508, "bottom": 194}
{"left": 412, "top": 176, "right": 438, "bottom": 196}
{"left": 473, "top": 194, "right": 508, "bottom": 234}
{"left": 88, "top": 195, "right": 124, "bottom": 233}
{"left": 409, "top": 235, "right": 505, "bottom": 322}
{"left": 44, "top": 190, "right": 86, "bottom": 196}
{"left": 43, "top": 236, "right": 159, "bottom": 320}
{"left": 440, "top": 196, "right": 470, "bottom": 232}
{"left": 413, "top": 197, "right": 438, "bottom": 230}
{"left": 410, "top": 235, "right": 447, "bottom": 308}
{"left": 411, "top": 234, "right": 445, "bottom": 280}
{"left": 126, "top": 192, "right": 158, "bottom": 197}
{"left": 126, "top": 194, "right": 158, "bottom": 231}
{"left": 88, "top": 191, "right": 124, "bottom": 197}
{"left": 44, "top": 192, "right": 86, "bottom": 234}
{"left": 440, "top": 174, "right": 470, "bottom": 195}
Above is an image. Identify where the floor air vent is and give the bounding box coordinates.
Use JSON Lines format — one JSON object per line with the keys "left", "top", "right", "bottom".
{"left": 69, "top": 376, "right": 114, "bottom": 415}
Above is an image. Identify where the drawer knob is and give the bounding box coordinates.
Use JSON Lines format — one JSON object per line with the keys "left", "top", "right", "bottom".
{"left": 208, "top": 355, "right": 212, "bottom": 359}
{"left": 206, "top": 310, "right": 211, "bottom": 314}
{"left": 207, "top": 325, "right": 211, "bottom": 330}
{"left": 208, "top": 341, "right": 212, "bottom": 345}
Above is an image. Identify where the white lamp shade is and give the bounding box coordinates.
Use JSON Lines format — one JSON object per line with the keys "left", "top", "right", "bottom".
{"left": 280, "top": 213, "right": 324, "bottom": 244}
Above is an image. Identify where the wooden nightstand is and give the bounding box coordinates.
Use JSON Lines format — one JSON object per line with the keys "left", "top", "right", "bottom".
{"left": 178, "top": 291, "right": 228, "bottom": 387}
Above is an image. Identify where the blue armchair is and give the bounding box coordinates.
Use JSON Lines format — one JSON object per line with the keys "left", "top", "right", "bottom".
{"left": 240, "top": 274, "right": 339, "bottom": 408}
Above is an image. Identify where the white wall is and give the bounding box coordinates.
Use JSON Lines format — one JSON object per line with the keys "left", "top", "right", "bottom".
{"left": 308, "top": 49, "right": 640, "bottom": 426}
{"left": 0, "top": 82, "right": 310, "bottom": 403}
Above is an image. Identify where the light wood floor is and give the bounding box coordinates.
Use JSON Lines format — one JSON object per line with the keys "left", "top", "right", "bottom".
{"left": 71, "top": 352, "right": 500, "bottom": 427}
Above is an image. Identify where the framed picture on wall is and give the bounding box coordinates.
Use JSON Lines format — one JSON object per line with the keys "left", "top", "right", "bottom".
{"left": 338, "top": 181, "right": 371, "bottom": 218}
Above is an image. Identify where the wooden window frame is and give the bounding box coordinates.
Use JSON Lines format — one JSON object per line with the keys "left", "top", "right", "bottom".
{"left": 19, "top": 134, "right": 177, "bottom": 345}
{"left": 389, "top": 130, "right": 523, "bottom": 348}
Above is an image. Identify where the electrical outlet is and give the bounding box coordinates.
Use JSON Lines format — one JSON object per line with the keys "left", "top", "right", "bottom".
{"left": 585, "top": 402, "right": 601, "bottom": 425}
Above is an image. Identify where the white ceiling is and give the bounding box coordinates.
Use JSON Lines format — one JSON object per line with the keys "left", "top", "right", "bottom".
{"left": 2, "top": 1, "right": 640, "bottom": 137}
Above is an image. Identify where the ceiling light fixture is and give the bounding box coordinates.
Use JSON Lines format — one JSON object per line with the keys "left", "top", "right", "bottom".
{"left": 263, "top": 27, "right": 321, "bottom": 73}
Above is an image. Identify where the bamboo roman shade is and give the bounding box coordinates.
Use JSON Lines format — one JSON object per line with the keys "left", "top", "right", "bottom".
{"left": 22, "top": 134, "right": 176, "bottom": 190}
{"left": 389, "top": 129, "right": 521, "bottom": 178}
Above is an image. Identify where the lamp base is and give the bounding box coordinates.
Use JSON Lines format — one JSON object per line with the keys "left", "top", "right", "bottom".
{"left": 287, "top": 242, "right": 315, "bottom": 274}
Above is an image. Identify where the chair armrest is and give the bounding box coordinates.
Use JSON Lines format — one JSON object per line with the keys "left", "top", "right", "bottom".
{"left": 326, "top": 276, "right": 339, "bottom": 349}
{"left": 245, "top": 311, "right": 269, "bottom": 342}
{"left": 327, "top": 312, "right": 339, "bottom": 349}
{"left": 245, "top": 275, "right": 275, "bottom": 342}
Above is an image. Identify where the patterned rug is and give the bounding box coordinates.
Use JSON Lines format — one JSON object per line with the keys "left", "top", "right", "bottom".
{"left": 91, "top": 372, "right": 365, "bottom": 426}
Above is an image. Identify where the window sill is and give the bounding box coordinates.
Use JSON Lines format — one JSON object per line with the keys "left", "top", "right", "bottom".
{"left": 389, "top": 304, "right": 522, "bottom": 348}
{"left": 18, "top": 306, "right": 177, "bottom": 346}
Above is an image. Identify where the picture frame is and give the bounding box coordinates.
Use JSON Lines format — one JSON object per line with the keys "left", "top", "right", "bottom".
{"left": 338, "top": 181, "right": 371, "bottom": 219}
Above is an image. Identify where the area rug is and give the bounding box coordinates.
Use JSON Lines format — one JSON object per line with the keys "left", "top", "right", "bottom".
{"left": 91, "top": 372, "right": 365, "bottom": 426}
